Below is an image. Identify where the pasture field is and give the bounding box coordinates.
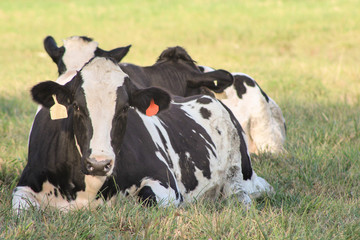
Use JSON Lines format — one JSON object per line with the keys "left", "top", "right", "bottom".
{"left": 0, "top": 0, "right": 359, "bottom": 239}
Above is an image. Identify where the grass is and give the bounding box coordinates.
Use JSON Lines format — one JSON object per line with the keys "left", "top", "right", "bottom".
{"left": 0, "top": 0, "right": 359, "bottom": 239}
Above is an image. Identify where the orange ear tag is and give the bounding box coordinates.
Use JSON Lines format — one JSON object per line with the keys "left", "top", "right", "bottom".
{"left": 146, "top": 99, "right": 159, "bottom": 116}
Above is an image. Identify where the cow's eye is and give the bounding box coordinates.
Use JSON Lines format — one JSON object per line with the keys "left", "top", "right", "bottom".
{"left": 73, "top": 103, "right": 80, "bottom": 112}
{"left": 122, "top": 105, "right": 129, "bottom": 113}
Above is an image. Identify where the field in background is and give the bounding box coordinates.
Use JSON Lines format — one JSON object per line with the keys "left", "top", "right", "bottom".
{"left": 0, "top": 0, "right": 359, "bottom": 239}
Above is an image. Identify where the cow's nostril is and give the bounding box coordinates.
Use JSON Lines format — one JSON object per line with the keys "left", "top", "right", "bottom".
{"left": 104, "top": 163, "right": 111, "bottom": 172}
{"left": 87, "top": 163, "right": 94, "bottom": 172}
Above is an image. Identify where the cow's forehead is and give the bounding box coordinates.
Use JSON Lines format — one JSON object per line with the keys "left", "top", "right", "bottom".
{"left": 80, "top": 57, "right": 127, "bottom": 96}
{"left": 62, "top": 36, "right": 99, "bottom": 71}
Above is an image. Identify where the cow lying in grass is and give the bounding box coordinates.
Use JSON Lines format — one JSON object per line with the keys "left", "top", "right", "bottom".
{"left": 12, "top": 57, "right": 273, "bottom": 212}
{"left": 199, "top": 66, "right": 286, "bottom": 154}
{"left": 120, "top": 46, "right": 286, "bottom": 154}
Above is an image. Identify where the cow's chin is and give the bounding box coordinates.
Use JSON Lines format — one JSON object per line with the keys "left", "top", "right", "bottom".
{"left": 82, "top": 169, "right": 113, "bottom": 177}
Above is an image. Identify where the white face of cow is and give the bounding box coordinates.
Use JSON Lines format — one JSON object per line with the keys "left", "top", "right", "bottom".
{"left": 62, "top": 36, "right": 99, "bottom": 72}
{"left": 76, "top": 57, "right": 128, "bottom": 176}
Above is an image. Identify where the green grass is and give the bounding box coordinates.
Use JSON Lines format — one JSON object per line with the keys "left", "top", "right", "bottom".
{"left": 1, "top": 0, "right": 359, "bottom": 239}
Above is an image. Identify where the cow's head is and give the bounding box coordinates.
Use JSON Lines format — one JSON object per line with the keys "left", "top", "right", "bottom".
{"left": 44, "top": 35, "right": 131, "bottom": 75}
{"left": 31, "top": 57, "right": 170, "bottom": 177}
{"left": 156, "top": 46, "right": 234, "bottom": 96}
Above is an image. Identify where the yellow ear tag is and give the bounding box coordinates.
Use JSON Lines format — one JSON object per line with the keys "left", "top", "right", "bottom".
{"left": 214, "top": 80, "right": 218, "bottom": 86}
{"left": 50, "top": 95, "right": 68, "bottom": 120}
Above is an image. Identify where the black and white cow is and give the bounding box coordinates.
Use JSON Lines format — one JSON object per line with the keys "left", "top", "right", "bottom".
{"left": 43, "top": 35, "right": 131, "bottom": 84}
{"left": 29, "top": 35, "right": 131, "bottom": 139}
{"left": 12, "top": 57, "right": 272, "bottom": 212}
{"left": 120, "top": 46, "right": 285, "bottom": 154}
{"left": 199, "top": 66, "right": 286, "bottom": 154}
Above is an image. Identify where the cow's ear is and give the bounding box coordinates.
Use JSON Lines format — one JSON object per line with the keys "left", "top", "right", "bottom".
{"left": 130, "top": 88, "right": 171, "bottom": 116}
{"left": 95, "top": 45, "right": 131, "bottom": 62}
{"left": 43, "top": 36, "right": 65, "bottom": 64}
{"left": 31, "top": 81, "right": 72, "bottom": 108}
{"left": 187, "top": 70, "right": 234, "bottom": 93}
{"left": 125, "top": 77, "right": 170, "bottom": 116}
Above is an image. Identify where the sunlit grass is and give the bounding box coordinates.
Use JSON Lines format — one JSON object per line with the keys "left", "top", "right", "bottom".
{"left": 0, "top": 0, "right": 359, "bottom": 239}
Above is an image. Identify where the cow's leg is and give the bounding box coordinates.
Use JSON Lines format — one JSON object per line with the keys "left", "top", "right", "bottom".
{"left": 137, "top": 178, "right": 182, "bottom": 207}
{"left": 223, "top": 165, "right": 274, "bottom": 207}
{"left": 12, "top": 186, "right": 40, "bottom": 213}
{"left": 241, "top": 171, "right": 274, "bottom": 199}
{"left": 138, "top": 186, "right": 157, "bottom": 206}
{"left": 233, "top": 125, "right": 274, "bottom": 199}
{"left": 222, "top": 166, "right": 252, "bottom": 207}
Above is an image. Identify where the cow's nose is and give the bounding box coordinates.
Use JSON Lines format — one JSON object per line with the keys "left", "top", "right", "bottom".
{"left": 86, "top": 158, "right": 113, "bottom": 176}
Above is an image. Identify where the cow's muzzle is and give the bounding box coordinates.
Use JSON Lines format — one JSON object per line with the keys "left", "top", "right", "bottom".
{"left": 86, "top": 158, "right": 113, "bottom": 176}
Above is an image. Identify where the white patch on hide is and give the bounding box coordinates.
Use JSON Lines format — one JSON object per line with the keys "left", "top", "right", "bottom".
{"left": 62, "top": 36, "right": 98, "bottom": 72}
{"left": 240, "top": 172, "right": 274, "bottom": 199}
{"left": 198, "top": 65, "right": 286, "bottom": 154}
{"left": 217, "top": 72, "right": 286, "bottom": 154}
{"left": 81, "top": 58, "right": 127, "bottom": 174}
{"left": 55, "top": 70, "right": 78, "bottom": 85}
{"left": 172, "top": 96, "right": 245, "bottom": 201}
{"left": 139, "top": 177, "right": 181, "bottom": 207}
{"left": 137, "top": 113, "right": 183, "bottom": 194}
{"left": 12, "top": 186, "right": 40, "bottom": 213}
{"left": 12, "top": 175, "right": 108, "bottom": 212}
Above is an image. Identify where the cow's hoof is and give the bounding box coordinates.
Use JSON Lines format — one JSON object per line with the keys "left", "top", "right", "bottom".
{"left": 233, "top": 191, "right": 252, "bottom": 209}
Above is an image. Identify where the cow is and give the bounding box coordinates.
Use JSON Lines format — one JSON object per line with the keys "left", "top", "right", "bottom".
{"left": 120, "top": 46, "right": 285, "bottom": 154}
{"left": 119, "top": 46, "right": 234, "bottom": 97}
{"left": 12, "top": 57, "right": 273, "bottom": 212}
{"left": 43, "top": 35, "right": 131, "bottom": 84}
{"left": 29, "top": 35, "right": 131, "bottom": 140}
{"left": 198, "top": 65, "right": 286, "bottom": 154}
